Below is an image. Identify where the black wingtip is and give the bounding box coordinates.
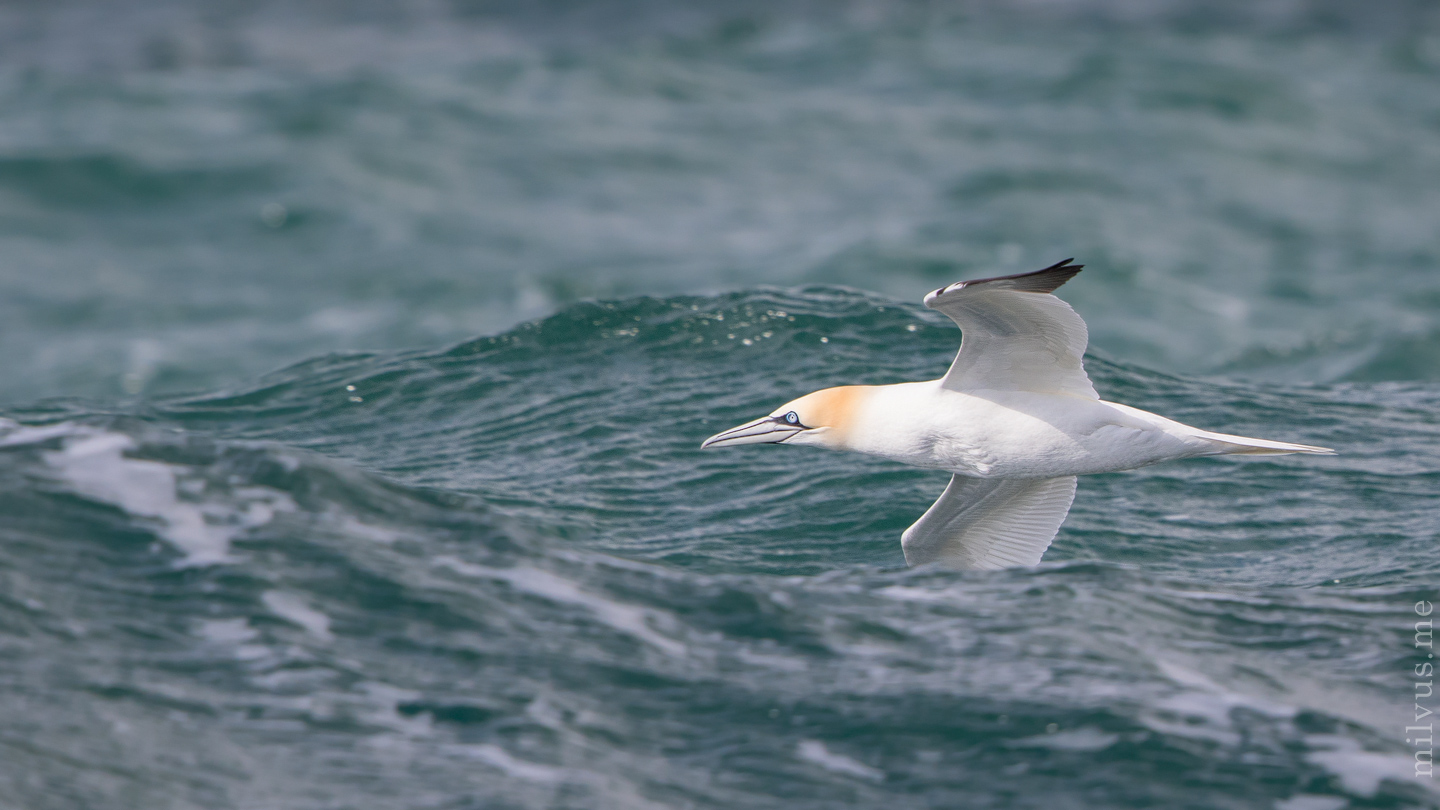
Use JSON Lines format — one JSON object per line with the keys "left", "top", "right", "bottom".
{"left": 950, "top": 258, "right": 1084, "bottom": 295}
{"left": 924, "top": 258, "right": 1086, "bottom": 307}
{"left": 1008, "top": 258, "right": 1082, "bottom": 293}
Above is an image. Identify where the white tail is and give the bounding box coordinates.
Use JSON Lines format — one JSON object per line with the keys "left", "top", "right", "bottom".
{"left": 1196, "top": 430, "right": 1335, "bottom": 456}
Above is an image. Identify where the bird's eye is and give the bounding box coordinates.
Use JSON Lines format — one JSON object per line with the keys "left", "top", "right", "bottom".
{"left": 784, "top": 411, "right": 800, "bottom": 425}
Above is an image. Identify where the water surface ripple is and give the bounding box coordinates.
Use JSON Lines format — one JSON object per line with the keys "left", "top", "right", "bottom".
{"left": 2, "top": 2, "right": 1439, "bottom": 807}
{"left": 3, "top": 290, "right": 1436, "bottom": 808}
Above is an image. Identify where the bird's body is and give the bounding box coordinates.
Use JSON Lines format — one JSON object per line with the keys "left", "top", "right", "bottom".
{"left": 803, "top": 383, "right": 1246, "bottom": 478}
{"left": 702, "top": 260, "right": 1332, "bottom": 570}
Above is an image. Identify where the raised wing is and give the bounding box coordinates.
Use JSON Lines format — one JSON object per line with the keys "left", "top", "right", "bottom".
{"left": 924, "top": 259, "right": 1097, "bottom": 399}
{"left": 900, "top": 475, "right": 1077, "bottom": 569}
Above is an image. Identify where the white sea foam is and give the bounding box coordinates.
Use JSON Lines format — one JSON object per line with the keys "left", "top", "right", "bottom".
{"left": 796, "top": 740, "right": 885, "bottom": 782}
{"left": 262, "top": 590, "right": 334, "bottom": 641}
{"left": 436, "top": 557, "right": 684, "bottom": 656}
{"left": 1273, "top": 795, "right": 1348, "bottom": 810}
{"left": 354, "top": 681, "right": 432, "bottom": 738}
{"left": 1153, "top": 659, "right": 1298, "bottom": 720}
{"left": 331, "top": 514, "right": 404, "bottom": 544}
{"left": 467, "top": 744, "right": 567, "bottom": 783}
{"left": 195, "top": 618, "right": 270, "bottom": 662}
{"left": 38, "top": 427, "right": 294, "bottom": 566}
{"left": 196, "top": 617, "right": 258, "bottom": 645}
{"left": 1007, "top": 727, "right": 1121, "bottom": 752}
{"left": 1134, "top": 659, "right": 1302, "bottom": 748}
{"left": 0, "top": 419, "right": 76, "bottom": 447}
{"left": 1303, "top": 734, "right": 1438, "bottom": 799}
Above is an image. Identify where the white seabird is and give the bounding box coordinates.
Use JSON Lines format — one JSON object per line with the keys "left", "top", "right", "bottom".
{"left": 701, "top": 259, "right": 1333, "bottom": 570}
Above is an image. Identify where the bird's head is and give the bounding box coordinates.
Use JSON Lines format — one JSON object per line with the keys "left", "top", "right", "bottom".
{"left": 700, "top": 386, "right": 872, "bottom": 450}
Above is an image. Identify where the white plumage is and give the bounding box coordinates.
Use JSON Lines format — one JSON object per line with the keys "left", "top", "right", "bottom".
{"left": 702, "top": 260, "right": 1333, "bottom": 569}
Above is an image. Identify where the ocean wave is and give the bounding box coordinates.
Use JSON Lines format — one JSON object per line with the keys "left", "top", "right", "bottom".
{"left": 136, "top": 289, "right": 1426, "bottom": 584}
{"left": 2, "top": 291, "right": 1437, "bottom": 808}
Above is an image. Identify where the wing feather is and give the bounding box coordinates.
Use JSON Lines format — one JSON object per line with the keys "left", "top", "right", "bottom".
{"left": 901, "top": 475, "right": 1077, "bottom": 569}
{"left": 924, "top": 259, "right": 1097, "bottom": 399}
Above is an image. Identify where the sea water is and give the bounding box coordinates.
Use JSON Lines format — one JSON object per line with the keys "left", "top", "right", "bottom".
{"left": 1, "top": 2, "right": 1438, "bottom": 808}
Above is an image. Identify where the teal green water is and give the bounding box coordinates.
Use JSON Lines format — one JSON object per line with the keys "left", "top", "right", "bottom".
{"left": 2, "top": 3, "right": 1439, "bottom": 808}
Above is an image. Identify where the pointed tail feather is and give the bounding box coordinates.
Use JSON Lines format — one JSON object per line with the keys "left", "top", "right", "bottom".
{"left": 1196, "top": 430, "right": 1335, "bottom": 456}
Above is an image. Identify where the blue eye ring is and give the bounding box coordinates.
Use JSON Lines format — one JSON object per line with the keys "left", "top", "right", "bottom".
{"left": 784, "top": 411, "right": 800, "bottom": 425}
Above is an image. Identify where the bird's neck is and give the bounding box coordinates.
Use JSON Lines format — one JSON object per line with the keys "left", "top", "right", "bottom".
{"left": 811, "top": 382, "right": 932, "bottom": 453}
{"left": 828, "top": 381, "right": 962, "bottom": 464}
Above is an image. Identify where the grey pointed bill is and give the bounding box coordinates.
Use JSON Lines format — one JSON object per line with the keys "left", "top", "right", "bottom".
{"left": 700, "top": 416, "right": 801, "bottom": 449}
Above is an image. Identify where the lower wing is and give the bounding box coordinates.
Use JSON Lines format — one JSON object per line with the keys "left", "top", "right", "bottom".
{"left": 901, "top": 475, "right": 1077, "bottom": 569}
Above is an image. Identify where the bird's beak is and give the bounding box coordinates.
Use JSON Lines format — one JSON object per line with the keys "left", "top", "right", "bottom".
{"left": 701, "top": 416, "right": 802, "bottom": 449}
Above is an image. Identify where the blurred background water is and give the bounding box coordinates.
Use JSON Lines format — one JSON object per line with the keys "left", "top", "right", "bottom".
{"left": 1, "top": 1, "right": 1439, "bottom": 808}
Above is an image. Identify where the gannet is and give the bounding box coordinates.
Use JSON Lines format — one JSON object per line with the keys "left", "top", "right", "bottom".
{"left": 701, "top": 259, "right": 1333, "bottom": 570}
